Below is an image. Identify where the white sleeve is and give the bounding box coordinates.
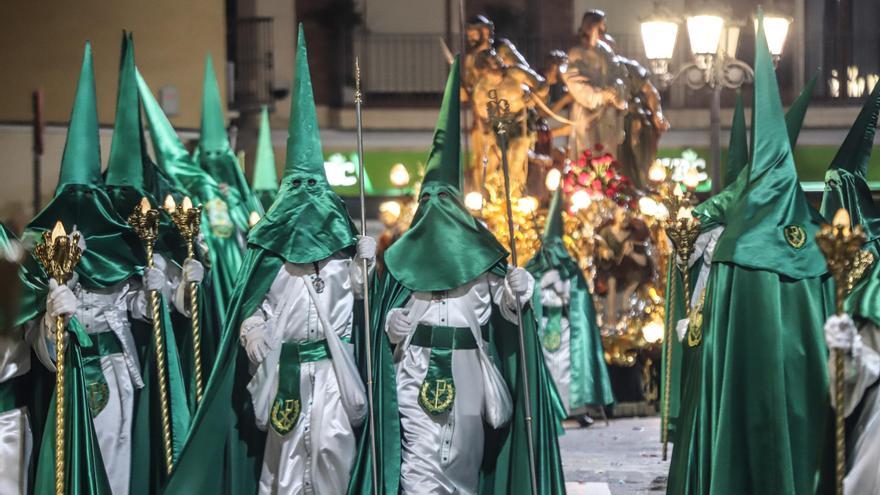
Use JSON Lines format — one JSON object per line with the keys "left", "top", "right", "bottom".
{"left": 348, "top": 258, "right": 375, "bottom": 300}
{"left": 27, "top": 317, "right": 57, "bottom": 371}
{"left": 835, "top": 326, "right": 880, "bottom": 417}
{"left": 489, "top": 270, "right": 535, "bottom": 323}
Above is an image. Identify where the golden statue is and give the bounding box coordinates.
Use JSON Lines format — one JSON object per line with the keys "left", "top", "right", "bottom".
{"left": 473, "top": 49, "right": 547, "bottom": 198}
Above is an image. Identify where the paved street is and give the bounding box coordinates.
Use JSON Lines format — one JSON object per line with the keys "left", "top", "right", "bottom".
{"left": 561, "top": 416, "right": 668, "bottom": 495}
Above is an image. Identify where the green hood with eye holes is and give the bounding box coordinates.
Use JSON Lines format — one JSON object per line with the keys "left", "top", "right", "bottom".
{"left": 383, "top": 57, "right": 508, "bottom": 292}
{"left": 246, "top": 25, "right": 357, "bottom": 264}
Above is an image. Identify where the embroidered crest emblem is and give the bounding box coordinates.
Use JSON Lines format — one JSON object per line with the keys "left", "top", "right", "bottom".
{"left": 784, "top": 225, "right": 806, "bottom": 249}
{"left": 419, "top": 378, "right": 455, "bottom": 415}
{"left": 270, "top": 397, "right": 301, "bottom": 435}
{"left": 205, "top": 198, "right": 234, "bottom": 239}
{"left": 687, "top": 290, "right": 706, "bottom": 348}
{"left": 87, "top": 381, "right": 110, "bottom": 417}
{"left": 542, "top": 331, "right": 562, "bottom": 352}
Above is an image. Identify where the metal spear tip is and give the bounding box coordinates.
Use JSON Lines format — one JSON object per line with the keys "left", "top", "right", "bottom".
{"left": 164, "top": 194, "right": 176, "bottom": 213}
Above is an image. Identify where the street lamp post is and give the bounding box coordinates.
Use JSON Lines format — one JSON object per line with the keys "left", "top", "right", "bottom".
{"left": 640, "top": 3, "right": 791, "bottom": 193}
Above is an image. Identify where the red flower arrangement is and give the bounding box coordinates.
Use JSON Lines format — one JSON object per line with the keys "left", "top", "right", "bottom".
{"left": 562, "top": 145, "right": 636, "bottom": 207}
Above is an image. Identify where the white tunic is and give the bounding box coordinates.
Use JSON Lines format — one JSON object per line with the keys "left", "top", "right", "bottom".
{"left": 31, "top": 278, "right": 151, "bottom": 495}
{"left": 538, "top": 270, "right": 574, "bottom": 414}
{"left": 385, "top": 271, "right": 533, "bottom": 495}
{"left": 0, "top": 332, "right": 32, "bottom": 495}
{"left": 840, "top": 323, "right": 880, "bottom": 495}
{"left": 244, "top": 255, "right": 367, "bottom": 495}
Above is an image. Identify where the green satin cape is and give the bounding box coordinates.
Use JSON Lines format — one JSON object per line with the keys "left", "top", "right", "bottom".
{"left": 347, "top": 266, "right": 566, "bottom": 494}
{"left": 681, "top": 263, "right": 834, "bottom": 494}
{"left": 527, "top": 246, "right": 614, "bottom": 410}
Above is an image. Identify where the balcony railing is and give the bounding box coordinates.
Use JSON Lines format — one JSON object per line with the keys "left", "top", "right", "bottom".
{"left": 231, "top": 17, "right": 275, "bottom": 113}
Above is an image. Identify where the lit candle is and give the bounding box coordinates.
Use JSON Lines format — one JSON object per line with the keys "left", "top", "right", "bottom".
{"left": 51, "top": 221, "right": 67, "bottom": 242}
{"left": 139, "top": 197, "right": 152, "bottom": 214}
{"left": 182, "top": 196, "right": 193, "bottom": 212}
{"left": 164, "top": 195, "right": 176, "bottom": 213}
{"left": 832, "top": 208, "right": 851, "bottom": 235}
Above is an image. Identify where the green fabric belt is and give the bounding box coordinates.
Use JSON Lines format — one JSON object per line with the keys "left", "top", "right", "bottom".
{"left": 81, "top": 331, "right": 123, "bottom": 417}
{"left": 411, "top": 324, "right": 488, "bottom": 350}
{"left": 0, "top": 377, "right": 23, "bottom": 413}
{"left": 82, "top": 331, "right": 124, "bottom": 357}
{"left": 270, "top": 336, "right": 349, "bottom": 435}
{"left": 411, "top": 325, "right": 487, "bottom": 416}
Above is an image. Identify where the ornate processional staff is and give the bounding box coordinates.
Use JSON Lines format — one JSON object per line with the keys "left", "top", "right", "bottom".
{"left": 354, "top": 57, "right": 379, "bottom": 493}
{"left": 661, "top": 187, "right": 701, "bottom": 460}
{"left": 487, "top": 89, "right": 538, "bottom": 495}
{"left": 816, "top": 208, "right": 875, "bottom": 495}
{"left": 34, "top": 221, "right": 83, "bottom": 495}
{"left": 165, "top": 195, "right": 205, "bottom": 405}
{"left": 128, "top": 197, "right": 174, "bottom": 474}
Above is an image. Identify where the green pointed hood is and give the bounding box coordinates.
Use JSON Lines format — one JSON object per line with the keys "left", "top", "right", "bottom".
{"left": 198, "top": 54, "right": 230, "bottom": 153}
{"left": 698, "top": 77, "right": 819, "bottom": 227}
{"left": 193, "top": 54, "right": 263, "bottom": 220}
{"left": 711, "top": 10, "right": 827, "bottom": 279}
{"left": 785, "top": 74, "right": 817, "bottom": 148}
{"left": 526, "top": 189, "right": 579, "bottom": 279}
{"left": 138, "top": 70, "right": 220, "bottom": 199}
{"left": 820, "top": 78, "right": 880, "bottom": 247}
{"left": 56, "top": 42, "right": 103, "bottom": 192}
{"left": 27, "top": 42, "right": 142, "bottom": 289}
{"left": 106, "top": 33, "right": 145, "bottom": 189}
{"left": 252, "top": 105, "right": 278, "bottom": 192}
{"left": 384, "top": 57, "right": 508, "bottom": 292}
{"left": 724, "top": 92, "right": 748, "bottom": 187}
{"left": 248, "top": 25, "right": 357, "bottom": 264}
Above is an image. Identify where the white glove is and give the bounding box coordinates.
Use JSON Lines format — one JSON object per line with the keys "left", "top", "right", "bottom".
{"left": 182, "top": 259, "right": 205, "bottom": 284}
{"left": 143, "top": 267, "right": 167, "bottom": 292}
{"left": 356, "top": 235, "right": 377, "bottom": 263}
{"left": 825, "top": 314, "right": 859, "bottom": 353}
{"left": 196, "top": 233, "right": 210, "bottom": 259}
{"left": 540, "top": 270, "right": 561, "bottom": 290}
{"left": 46, "top": 279, "right": 78, "bottom": 320}
{"left": 241, "top": 315, "right": 271, "bottom": 364}
{"left": 386, "top": 309, "right": 413, "bottom": 344}
{"left": 506, "top": 267, "right": 532, "bottom": 294}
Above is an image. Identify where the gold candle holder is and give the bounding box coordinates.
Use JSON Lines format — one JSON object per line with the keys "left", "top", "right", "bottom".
{"left": 165, "top": 195, "right": 205, "bottom": 406}
{"left": 816, "top": 208, "right": 875, "bottom": 495}
{"left": 34, "top": 221, "right": 83, "bottom": 495}
{"left": 658, "top": 185, "right": 701, "bottom": 462}
{"left": 128, "top": 197, "right": 174, "bottom": 474}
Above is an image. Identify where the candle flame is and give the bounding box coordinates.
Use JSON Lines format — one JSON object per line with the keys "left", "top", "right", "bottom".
{"left": 139, "top": 197, "right": 152, "bottom": 214}
{"left": 164, "top": 195, "right": 176, "bottom": 212}
{"left": 182, "top": 196, "right": 193, "bottom": 211}
{"left": 248, "top": 211, "right": 261, "bottom": 228}
{"left": 832, "top": 208, "right": 851, "bottom": 230}
{"left": 673, "top": 185, "right": 684, "bottom": 198}
{"left": 677, "top": 207, "right": 693, "bottom": 220}
{"left": 51, "top": 221, "right": 67, "bottom": 242}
